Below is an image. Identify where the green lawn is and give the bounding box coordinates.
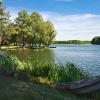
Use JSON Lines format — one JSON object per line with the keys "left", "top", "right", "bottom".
{"left": 0, "top": 76, "right": 89, "bottom": 100}
{"left": 0, "top": 45, "right": 21, "bottom": 49}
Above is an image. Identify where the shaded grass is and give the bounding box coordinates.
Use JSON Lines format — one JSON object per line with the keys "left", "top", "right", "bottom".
{"left": 0, "top": 76, "right": 89, "bottom": 100}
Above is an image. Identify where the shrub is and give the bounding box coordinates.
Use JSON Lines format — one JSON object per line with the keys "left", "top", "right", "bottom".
{"left": 91, "top": 36, "right": 100, "bottom": 45}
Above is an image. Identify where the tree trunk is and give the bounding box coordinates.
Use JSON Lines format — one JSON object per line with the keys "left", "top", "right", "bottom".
{"left": 32, "top": 43, "right": 34, "bottom": 47}
{"left": 22, "top": 33, "right": 25, "bottom": 47}
{"left": 1, "top": 40, "right": 4, "bottom": 46}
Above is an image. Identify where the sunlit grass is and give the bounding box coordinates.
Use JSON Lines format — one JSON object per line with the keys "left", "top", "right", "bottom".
{"left": 0, "top": 45, "right": 21, "bottom": 50}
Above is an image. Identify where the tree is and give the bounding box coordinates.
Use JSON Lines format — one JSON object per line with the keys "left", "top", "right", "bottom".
{"left": 44, "top": 21, "right": 56, "bottom": 46}
{"left": 91, "top": 36, "right": 100, "bottom": 45}
{"left": 0, "top": 6, "right": 56, "bottom": 47}
{"left": 6, "top": 22, "right": 18, "bottom": 45}
{"left": 0, "top": 2, "right": 10, "bottom": 45}
{"left": 15, "top": 10, "right": 31, "bottom": 47}
{"left": 30, "top": 12, "right": 44, "bottom": 47}
{"left": 29, "top": 12, "right": 56, "bottom": 47}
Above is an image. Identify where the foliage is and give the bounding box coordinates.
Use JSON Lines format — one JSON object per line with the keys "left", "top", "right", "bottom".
{"left": 0, "top": 7, "right": 56, "bottom": 47}
{"left": 6, "top": 22, "right": 18, "bottom": 45}
{"left": 0, "top": 4, "right": 10, "bottom": 45}
{"left": 15, "top": 10, "right": 31, "bottom": 47}
{"left": 0, "top": 51, "right": 24, "bottom": 72}
{"left": 91, "top": 36, "right": 100, "bottom": 45}
{"left": 0, "top": 51, "right": 91, "bottom": 83}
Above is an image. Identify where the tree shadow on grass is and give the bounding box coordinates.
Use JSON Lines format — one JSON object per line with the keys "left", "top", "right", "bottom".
{"left": 0, "top": 76, "right": 89, "bottom": 100}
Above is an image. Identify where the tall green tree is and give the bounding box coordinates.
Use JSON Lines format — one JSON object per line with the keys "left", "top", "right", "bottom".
{"left": 30, "top": 12, "right": 44, "bottom": 47}
{"left": 6, "top": 22, "right": 18, "bottom": 45}
{"left": 15, "top": 10, "right": 31, "bottom": 47}
{"left": 29, "top": 12, "right": 56, "bottom": 47}
{"left": 0, "top": 2, "right": 10, "bottom": 45}
{"left": 44, "top": 21, "right": 56, "bottom": 46}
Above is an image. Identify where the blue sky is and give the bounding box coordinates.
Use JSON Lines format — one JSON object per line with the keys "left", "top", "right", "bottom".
{"left": 3, "top": 0, "right": 100, "bottom": 40}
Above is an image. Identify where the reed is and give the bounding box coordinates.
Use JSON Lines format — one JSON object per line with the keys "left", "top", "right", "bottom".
{"left": 0, "top": 51, "right": 91, "bottom": 83}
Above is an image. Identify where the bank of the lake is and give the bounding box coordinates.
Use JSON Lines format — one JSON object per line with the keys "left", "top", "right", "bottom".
{"left": 53, "top": 40, "right": 91, "bottom": 44}
{"left": 0, "top": 50, "right": 91, "bottom": 99}
{"left": 0, "top": 51, "right": 90, "bottom": 82}
{"left": 4, "top": 44, "right": 100, "bottom": 76}
{"left": 0, "top": 47, "right": 100, "bottom": 100}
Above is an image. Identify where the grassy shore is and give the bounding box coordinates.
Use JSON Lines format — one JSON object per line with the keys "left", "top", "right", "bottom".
{"left": 0, "top": 45, "right": 21, "bottom": 49}
{"left": 0, "top": 45, "right": 47, "bottom": 50}
{"left": 0, "top": 50, "right": 100, "bottom": 100}
{"left": 0, "top": 51, "right": 91, "bottom": 83}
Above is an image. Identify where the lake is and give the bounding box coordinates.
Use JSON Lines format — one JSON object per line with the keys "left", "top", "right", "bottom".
{"left": 6, "top": 44, "right": 100, "bottom": 76}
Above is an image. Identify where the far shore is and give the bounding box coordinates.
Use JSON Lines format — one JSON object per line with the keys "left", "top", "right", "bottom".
{"left": 53, "top": 40, "right": 91, "bottom": 44}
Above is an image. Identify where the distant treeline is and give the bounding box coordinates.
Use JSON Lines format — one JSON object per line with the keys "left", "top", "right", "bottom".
{"left": 53, "top": 40, "right": 91, "bottom": 44}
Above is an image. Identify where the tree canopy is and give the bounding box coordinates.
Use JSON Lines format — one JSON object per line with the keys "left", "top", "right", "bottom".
{"left": 91, "top": 36, "right": 100, "bottom": 45}
{"left": 0, "top": 3, "right": 10, "bottom": 45}
{"left": 0, "top": 7, "right": 56, "bottom": 47}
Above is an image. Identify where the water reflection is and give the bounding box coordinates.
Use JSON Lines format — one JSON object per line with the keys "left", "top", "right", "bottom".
{"left": 6, "top": 44, "right": 100, "bottom": 76}
{"left": 6, "top": 48, "right": 55, "bottom": 63}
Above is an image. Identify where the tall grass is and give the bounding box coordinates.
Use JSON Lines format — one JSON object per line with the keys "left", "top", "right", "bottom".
{"left": 0, "top": 51, "right": 91, "bottom": 83}
{"left": 0, "top": 51, "right": 24, "bottom": 72}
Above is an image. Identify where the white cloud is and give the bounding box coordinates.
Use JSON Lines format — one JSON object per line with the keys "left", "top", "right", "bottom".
{"left": 41, "top": 12, "right": 100, "bottom": 41}
{"left": 8, "top": 8, "right": 18, "bottom": 21}
{"left": 8, "top": 7, "right": 23, "bottom": 21}
{"left": 8, "top": 8, "right": 100, "bottom": 41}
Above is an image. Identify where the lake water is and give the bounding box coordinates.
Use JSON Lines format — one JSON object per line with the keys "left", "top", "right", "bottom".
{"left": 6, "top": 44, "right": 100, "bottom": 76}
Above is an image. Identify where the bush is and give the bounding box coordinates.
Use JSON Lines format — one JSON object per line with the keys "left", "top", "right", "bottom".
{"left": 91, "top": 36, "right": 100, "bottom": 45}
